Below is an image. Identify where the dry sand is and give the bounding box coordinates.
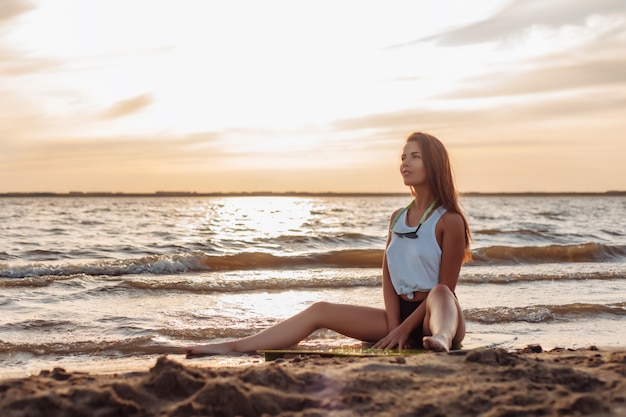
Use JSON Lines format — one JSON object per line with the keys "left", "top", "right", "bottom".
{"left": 0, "top": 346, "right": 625, "bottom": 416}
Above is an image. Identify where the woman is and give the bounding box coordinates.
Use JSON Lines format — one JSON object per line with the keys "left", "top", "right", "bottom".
{"left": 184, "top": 132, "right": 471, "bottom": 355}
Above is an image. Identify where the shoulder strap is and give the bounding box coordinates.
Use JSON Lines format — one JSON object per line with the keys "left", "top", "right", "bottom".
{"left": 391, "top": 200, "right": 439, "bottom": 230}
{"left": 390, "top": 201, "right": 414, "bottom": 229}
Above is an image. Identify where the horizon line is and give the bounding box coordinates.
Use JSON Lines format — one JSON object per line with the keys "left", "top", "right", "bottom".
{"left": 1, "top": 191, "right": 625, "bottom": 198}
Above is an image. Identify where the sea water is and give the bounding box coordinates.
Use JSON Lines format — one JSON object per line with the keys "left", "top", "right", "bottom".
{"left": 1, "top": 195, "right": 624, "bottom": 377}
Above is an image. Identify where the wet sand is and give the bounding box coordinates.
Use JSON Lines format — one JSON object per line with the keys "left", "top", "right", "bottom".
{"left": 1, "top": 346, "right": 625, "bottom": 416}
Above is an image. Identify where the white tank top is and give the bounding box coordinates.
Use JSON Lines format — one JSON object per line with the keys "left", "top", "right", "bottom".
{"left": 386, "top": 206, "right": 446, "bottom": 296}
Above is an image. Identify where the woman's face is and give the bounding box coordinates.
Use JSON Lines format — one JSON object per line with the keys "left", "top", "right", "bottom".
{"left": 400, "top": 140, "right": 427, "bottom": 187}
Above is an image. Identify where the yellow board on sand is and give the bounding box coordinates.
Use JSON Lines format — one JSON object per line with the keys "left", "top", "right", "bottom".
{"left": 258, "top": 348, "right": 430, "bottom": 361}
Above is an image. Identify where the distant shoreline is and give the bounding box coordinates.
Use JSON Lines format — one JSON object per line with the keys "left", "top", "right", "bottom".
{"left": 1, "top": 191, "right": 625, "bottom": 198}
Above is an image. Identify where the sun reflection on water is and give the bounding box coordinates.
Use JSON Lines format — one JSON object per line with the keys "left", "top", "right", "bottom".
{"left": 176, "top": 197, "right": 319, "bottom": 253}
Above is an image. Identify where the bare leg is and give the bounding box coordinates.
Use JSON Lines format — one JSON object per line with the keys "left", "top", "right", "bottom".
{"left": 184, "top": 302, "right": 389, "bottom": 356}
{"left": 422, "top": 284, "right": 465, "bottom": 352}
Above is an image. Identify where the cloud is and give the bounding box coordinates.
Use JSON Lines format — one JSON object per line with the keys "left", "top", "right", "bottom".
{"left": 445, "top": 58, "right": 626, "bottom": 98}
{"left": 0, "top": 51, "right": 60, "bottom": 75}
{"left": 5, "top": 130, "right": 236, "bottom": 170}
{"left": 329, "top": 88, "right": 626, "bottom": 141}
{"left": 0, "top": 1, "right": 58, "bottom": 76}
{"left": 0, "top": 0, "right": 34, "bottom": 25}
{"left": 393, "top": 0, "right": 626, "bottom": 47}
{"left": 99, "top": 93, "right": 154, "bottom": 119}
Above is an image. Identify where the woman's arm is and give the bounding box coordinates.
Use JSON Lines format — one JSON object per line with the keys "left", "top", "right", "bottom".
{"left": 373, "top": 209, "right": 412, "bottom": 349}
{"left": 436, "top": 211, "right": 466, "bottom": 291}
{"left": 382, "top": 251, "right": 400, "bottom": 332}
{"left": 374, "top": 293, "right": 426, "bottom": 349}
{"left": 382, "top": 209, "right": 402, "bottom": 332}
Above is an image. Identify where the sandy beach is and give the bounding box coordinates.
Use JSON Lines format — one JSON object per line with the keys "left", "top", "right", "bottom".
{"left": 1, "top": 346, "right": 624, "bottom": 416}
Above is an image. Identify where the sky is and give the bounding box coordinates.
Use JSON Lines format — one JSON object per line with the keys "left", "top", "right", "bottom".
{"left": 1, "top": 0, "right": 625, "bottom": 194}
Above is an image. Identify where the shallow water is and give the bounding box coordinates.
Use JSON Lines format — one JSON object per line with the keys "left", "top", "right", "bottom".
{"left": 1, "top": 195, "right": 624, "bottom": 377}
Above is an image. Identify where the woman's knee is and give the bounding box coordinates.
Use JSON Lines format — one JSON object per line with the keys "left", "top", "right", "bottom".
{"left": 306, "top": 301, "right": 334, "bottom": 321}
{"left": 428, "top": 284, "right": 453, "bottom": 300}
{"left": 426, "top": 284, "right": 458, "bottom": 312}
{"left": 308, "top": 301, "right": 331, "bottom": 313}
{"left": 304, "top": 301, "right": 336, "bottom": 328}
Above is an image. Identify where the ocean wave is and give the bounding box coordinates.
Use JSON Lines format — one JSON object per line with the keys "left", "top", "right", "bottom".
{"left": 0, "top": 250, "right": 383, "bottom": 281}
{"left": 38, "top": 266, "right": 622, "bottom": 294}
{"left": 2, "top": 301, "right": 623, "bottom": 357}
{"left": 2, "top": 319, "right": 77, "bottom": 331}
{"left": 464, "top": 302, "right": 626, "bottom": 324}
{"left": 1, "top": 243, "right": 625, "bottom": 283}
{"left": 470, "top": 242, "right": 626, "bottom": 264}
{"left": 256, "top": 233, "right": 382, "bottom": 247}
{"left": 474, "top": 228, "right": 548, "bottom": 237}
{"left": 0, "top": 336, "right": 180, "bottom": 356}
{"left": 122, "top": 274, "right": 381, "bottom": 294}
{"left": 0, "top": 329, "right": 350, "bottom": 357}
{"left": 460, "top": 269, "right": 626, "bottom": 284}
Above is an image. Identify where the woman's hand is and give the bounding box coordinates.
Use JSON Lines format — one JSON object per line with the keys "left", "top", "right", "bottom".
{"left": 372, "top": 323, "right": 413, "bottom": 350}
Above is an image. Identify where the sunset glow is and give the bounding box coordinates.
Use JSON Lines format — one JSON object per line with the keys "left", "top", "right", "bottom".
{"left": 2, "top": 0, "right": 625, "bottom": 193}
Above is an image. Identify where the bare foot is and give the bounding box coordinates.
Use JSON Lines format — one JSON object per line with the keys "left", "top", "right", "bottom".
{"left": 183, "top": 343, "right": 231, "bottom": 358}
{"left": 423, "top": 334, "right": 450, "bottom": 352}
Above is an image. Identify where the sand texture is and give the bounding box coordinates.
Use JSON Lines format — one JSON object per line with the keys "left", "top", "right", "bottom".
{"left": 1, "top": 346, "right": 625, "bottom": 416}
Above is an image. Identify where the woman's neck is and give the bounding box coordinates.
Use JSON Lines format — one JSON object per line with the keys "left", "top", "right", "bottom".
{"left": 411, "top": 189, "right": 436, "bottom": 210}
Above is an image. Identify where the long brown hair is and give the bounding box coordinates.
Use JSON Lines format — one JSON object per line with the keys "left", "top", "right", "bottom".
{"left": 406, "top": 132, "right": 472, "bottom": 261}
